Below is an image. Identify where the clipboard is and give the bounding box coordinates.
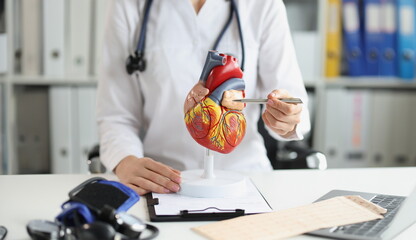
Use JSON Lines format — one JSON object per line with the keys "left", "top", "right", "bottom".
{"left": 145, "top": 178, "right": 272, "bottom": 222}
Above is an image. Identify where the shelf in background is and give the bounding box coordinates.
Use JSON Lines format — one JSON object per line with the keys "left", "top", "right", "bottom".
{"left": 3, "top": 75, "right": 416, "bottom": 90}
{"left": 6, "top": 75, "right": 98, "bottom": 86}
{"left": 324, "top": 77, "right": 416, "bottom": 89}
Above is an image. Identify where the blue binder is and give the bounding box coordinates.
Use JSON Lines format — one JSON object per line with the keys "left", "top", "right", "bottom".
{"left": 379, "top": 0, "right": 397, "bottom": 76}
{"left": 397, "top": 0, "right": 416, "bottom": 80}
{"left": 363, "top": 0, "right": 383, "bottom": 76}
{"left": 342, "top": 0, "right": 366, "bottom": 76}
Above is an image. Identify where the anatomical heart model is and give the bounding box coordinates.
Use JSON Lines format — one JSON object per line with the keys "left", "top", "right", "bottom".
{"left": 180, "top": 51, "right": 247, "bottom": 198}
{"left": 184, "top": 51, "right": 246, "bottom": 154}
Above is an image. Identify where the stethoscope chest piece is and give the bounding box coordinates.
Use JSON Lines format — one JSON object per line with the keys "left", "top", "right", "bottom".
{"left": 126, "top": 52, "right": 146, "bottom": 74}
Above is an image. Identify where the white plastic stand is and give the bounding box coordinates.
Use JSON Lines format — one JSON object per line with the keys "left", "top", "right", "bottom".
{"left": 179, "top": 149, "right": 246, "bottom": 198}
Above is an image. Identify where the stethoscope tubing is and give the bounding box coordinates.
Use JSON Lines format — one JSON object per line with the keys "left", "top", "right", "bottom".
{"left": 128, "top": 0, "right": 245, "bottom": 74}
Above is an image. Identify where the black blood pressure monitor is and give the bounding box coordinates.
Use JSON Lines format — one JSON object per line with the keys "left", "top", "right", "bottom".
{"left": 26, "top": 178, "right": 159, "bottom": 240}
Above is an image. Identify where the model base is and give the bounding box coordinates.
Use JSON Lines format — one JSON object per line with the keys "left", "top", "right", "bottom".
{"left": 179, "top": 169, "right": 246, "bottom": 198}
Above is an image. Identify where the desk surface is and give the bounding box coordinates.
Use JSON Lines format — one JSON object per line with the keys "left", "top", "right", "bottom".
{"left": 1, "top": 167, "right": 415, "bottom": 240}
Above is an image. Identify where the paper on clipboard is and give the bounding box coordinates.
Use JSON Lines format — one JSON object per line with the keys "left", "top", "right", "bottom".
{"left": 152, "top": 179, "right": 272, "bottom": 215}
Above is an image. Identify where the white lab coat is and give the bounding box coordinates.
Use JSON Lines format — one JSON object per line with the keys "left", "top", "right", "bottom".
{"left": 97, "top": 0, "right": 311, "bottom": 172}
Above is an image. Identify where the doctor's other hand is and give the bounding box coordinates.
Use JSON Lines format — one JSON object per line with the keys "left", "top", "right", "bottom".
{"left": 114, "top": 155, "right": 181, "bottom": 195}
{"left": 262, "top": 89, "right": 302, "bottom": 138}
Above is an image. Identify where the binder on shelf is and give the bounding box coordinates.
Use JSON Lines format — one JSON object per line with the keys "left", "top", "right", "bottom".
{"left": 388, "top": 92, "right": 413, "bottom": 166}
{"left": 49, "top": 87, "right": 75, "bottom": 173}
{"left": 397, "top": 0, "right": 416, "bottom": 79}
{"left": 292, "top": 31, "right": 319, "bottom": 83}
{"left": 344, "top": 90, "right": 372, "bottom": 168}
{"left": 74, "top": 87, "right": 98, "bottom": 174}
{"left": 21, "top": 0, "right": 41, "bottom": 75}
{"left": 67, "top": 0, "right": 93, "bottom": 76}
{"left": 342, "top": 0, "right": 365, "bottom": 76}
{"left": 325, "top": 0, "right": 342, "bottom": 78}
{"left": 50, "top": 86, "right": 99, "bottom": 174}
{"left": 0, "top": 84, "right": 3, "bottom": 174}
{"left": 0, "top": 0, "right": 4, "bottom": 32}
{"left": 363, "top": 0, "right": 382, "bottom": 76}
{"left": 0, "top": 0, "right": 6, "bottom": 74}
{"left": 410, "top": 94, "right": 416, "bottom": 166}
{"left": 323, "top": 88, "right": 348, "bottom": 168}
{"left": 368, "top": 91, "right": 392, "bottom": 167}
{"left": 92, "top": 0, "right": 110, "bottom": 76}
{"left": 0, "top": 34, "right": 6, "bottom": 74}
{"left": 16, "top": 87, "right": 50, "bottom": 174}
{"left": 326, "top": 90, "right": 372, "bottom": 168}
{"left": 12, "top": 0, "right": 22, "bottom": 74}
{"left": 335, "top": 89, "right": 354, "bottom": 168}
{"left": 43, "top": 0, "right": 66, "bottom": 77}
{"left": 379, "top": 0, "right": 397, "bottom": 76}
{"left": 304, "top": 91, "right": 315, "bottom": 143}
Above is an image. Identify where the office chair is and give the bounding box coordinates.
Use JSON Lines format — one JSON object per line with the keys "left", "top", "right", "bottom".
{"left": 87, "top": 145, "right": 106, "bottom": 173}
{"left": 257, "top": 115, "right": 327, "bottom": 170}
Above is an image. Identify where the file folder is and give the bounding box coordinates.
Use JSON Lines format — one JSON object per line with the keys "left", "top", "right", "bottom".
{"left": 379, "top": 0, "right": 397, "bottom": 76}
{"left": 0, "top": 34, "right": 6, "bottom": 74}
{"left": 388, "top": 93, "right": 413, "bottom": 166}
{"left": 342, "top": 0, "right": 365, "bottom": 76}
{"left": 323, "top": 88, "right": 348, "bottom": 167}
{"left": 368, "top": 91, "right": 392, "bottom": 167}
{"left": 16, "top": 87, "right": 50, "bottom": 174}
{"left": 43, "top": 0, "right": 66, "bottom": 76}
{"left": 67, "top": 0, "right": 92, "bottom": 76}
{"left": 293, "top": 31, "right": 319, "bottom": 82}
{"left": 363, "top": 0, "right": 382, "bottom": 76}
{"left": 92, "top": 0, "right": 110, "bottom": 76}
{"left": 397, "top": 0, "right": 416, "bottom": 79}
{"left": 344, "top": 90, "right": 372, "bottom": 167}
{"left": 50, "top": 87, "right": 99, "bottom": 174}
{"left": 0, "top": 0, "right": 6, "bottom": 74}
{"left": 49, "top": 87, "right": 75, "bottom": 173}
{"left": 0, "top": 84, "right": 3, "bottom": 174}
{"left": 410, "top": 94, "right": 416, "bottom": 167}
{"left": 0, "top": 0, "right": 4, "bottom": 31}
{"left": 21, "top": 0, "right": 41, "bottom": 75}
{"left": 12, "top": 0, "right": 22, "bottom": 74}
{"left": 74, "top": 87, "right": 98, "bottom": 173}
{"left": 325, "top": 0, "right": 342, "bottom": 77}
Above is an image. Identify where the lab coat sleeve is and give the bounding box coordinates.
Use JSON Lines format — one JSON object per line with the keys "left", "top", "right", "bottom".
{"left": 97, "top": 0, "right": 144, "bottom": 171}
{"left": 257, "top": 0, "right": 311, "bottom": 141}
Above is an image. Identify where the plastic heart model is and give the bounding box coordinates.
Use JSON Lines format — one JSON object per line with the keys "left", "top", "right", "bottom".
{"left": 184, "top": 51, "right": 246, "bottom": 154}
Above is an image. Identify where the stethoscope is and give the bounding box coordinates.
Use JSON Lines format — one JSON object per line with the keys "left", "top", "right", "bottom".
{"left": 126, "top": 0, "right": 246, "bottom": 75}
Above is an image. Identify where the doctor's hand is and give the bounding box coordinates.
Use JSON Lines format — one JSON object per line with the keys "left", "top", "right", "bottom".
{"left": 114, "top": 155, "right": 181, "bottom": 195}
{"left": 262, "top": 89, "right": 302, "bottom": 138}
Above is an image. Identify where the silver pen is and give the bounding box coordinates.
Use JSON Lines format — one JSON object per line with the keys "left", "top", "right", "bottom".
{"left": 233, "top": 98, "right": 303, "bottom": 104}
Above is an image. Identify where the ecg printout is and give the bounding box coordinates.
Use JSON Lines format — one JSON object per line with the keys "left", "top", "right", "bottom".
{"left": 193, "top": 195, "right": 387, "bottom": 240}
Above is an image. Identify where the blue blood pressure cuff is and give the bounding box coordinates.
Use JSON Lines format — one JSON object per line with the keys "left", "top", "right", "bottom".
{"left": 56, "top": 177, "right": 139, "bottom": 227}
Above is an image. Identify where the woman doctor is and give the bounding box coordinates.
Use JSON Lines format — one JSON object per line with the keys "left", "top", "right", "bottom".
{"left": 97, "top": 0, "right": 311, "bottom": 195}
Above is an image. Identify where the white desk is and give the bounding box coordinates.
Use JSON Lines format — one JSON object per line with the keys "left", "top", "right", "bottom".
{"left": 1, "top": 167, "right": 415, "bottom": 240}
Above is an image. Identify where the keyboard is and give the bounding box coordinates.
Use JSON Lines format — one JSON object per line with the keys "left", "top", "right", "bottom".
{"left": 331, "top": 194, "right": 406, "bottom": 237}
